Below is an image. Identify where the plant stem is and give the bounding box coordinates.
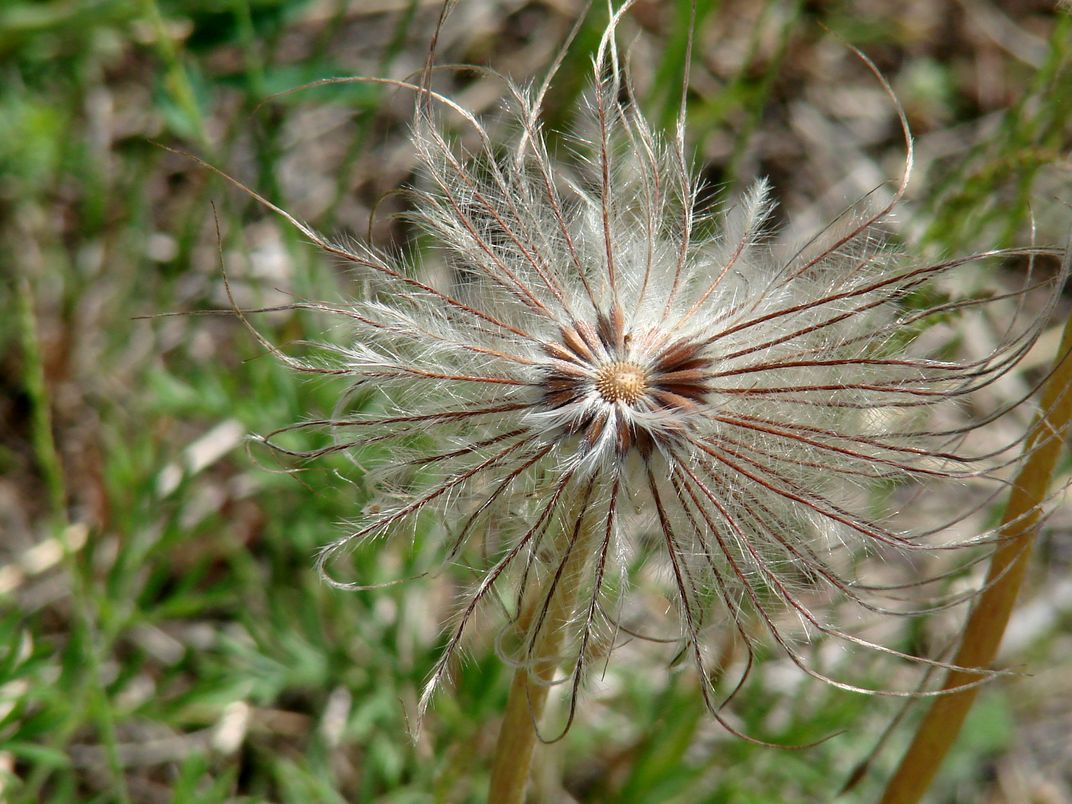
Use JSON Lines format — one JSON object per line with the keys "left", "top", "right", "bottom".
{"left": 488, "top": 515, "right": 593, "bottom": 804}
{"left": 16, "top": 278, "right": 67, "bottom": 521}
{"left": 880, "top": 307, "right": 1072, "bottom": 803}
{"left": 16, "top": 278, "right": 131, "bottom": 803}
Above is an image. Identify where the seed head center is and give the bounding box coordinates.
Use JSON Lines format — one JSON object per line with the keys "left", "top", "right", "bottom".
{"left": 596, "top": 361, "right": 648, "bottom": 404}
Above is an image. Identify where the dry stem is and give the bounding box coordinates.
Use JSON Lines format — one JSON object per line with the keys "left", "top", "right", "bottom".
{"left": 881, "top": 308, "right": 1072, "bottom": 803}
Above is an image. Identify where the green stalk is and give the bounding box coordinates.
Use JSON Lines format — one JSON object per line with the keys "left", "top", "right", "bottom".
{"left": 16, "top": 278, "right": 131, "bottom": 804}
{"left": 16, "top": 278, "right": 66, "bottom": 521}
{"left": 488, "top": 515, "right": 594, "bottom": 803}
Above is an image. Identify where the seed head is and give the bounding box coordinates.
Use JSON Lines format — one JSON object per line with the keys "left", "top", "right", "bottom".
{"left": 235, "top": 2, "right": 1068, "bottom": 742}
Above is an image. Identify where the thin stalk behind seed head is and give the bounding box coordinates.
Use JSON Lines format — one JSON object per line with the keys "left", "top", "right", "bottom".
{"left": 881, "top": 267, "right": 1072, "bottom": 803}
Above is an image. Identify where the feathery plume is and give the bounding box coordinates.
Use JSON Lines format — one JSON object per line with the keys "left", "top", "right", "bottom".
{"left": 230, "top": 2, "right": 1067, "bottom": 741}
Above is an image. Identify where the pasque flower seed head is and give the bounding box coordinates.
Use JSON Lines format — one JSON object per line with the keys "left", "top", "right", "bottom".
{"left": 226, "top": 2, "right": 1068, "bottom": 740}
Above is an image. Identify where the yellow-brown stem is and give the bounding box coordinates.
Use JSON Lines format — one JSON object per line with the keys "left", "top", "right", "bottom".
{"left": 881, "top": 310, "right": 1072, "bottom": 803}
{"left": 488, "top": 519, "right": 592, "bottom": 804}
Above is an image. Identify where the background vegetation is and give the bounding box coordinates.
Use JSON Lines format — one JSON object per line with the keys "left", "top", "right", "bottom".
{"left": 1, "top": 0, "right": 1069, "bottom": 801}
